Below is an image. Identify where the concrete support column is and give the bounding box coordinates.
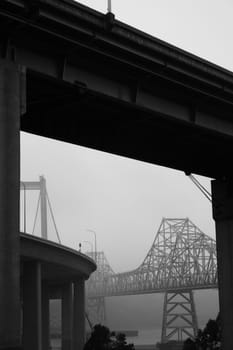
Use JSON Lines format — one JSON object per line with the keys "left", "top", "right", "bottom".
{"left": 62, "top": 283, "right": 73, "bottom": 350}
{"left": 23, "top": 262, "right": 42, "bottom": 350}
{"left": 72, "top": 279, "right": 85, "bottom": 350}
{"left": 42, "top": 283, "right": 50, "bottom": 350}
{"left": 212, "top": 179, "right": 233, "bottom": 350}
{"left": 0, "top": 60, "right": 23, "bottom": 349}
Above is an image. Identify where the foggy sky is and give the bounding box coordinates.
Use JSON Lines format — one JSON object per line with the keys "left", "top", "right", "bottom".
{"left": 20, "top": 0, "right": 232, "bottom": 273}
{"left": 21, "top": 133, "right": 214, "bottom": 272}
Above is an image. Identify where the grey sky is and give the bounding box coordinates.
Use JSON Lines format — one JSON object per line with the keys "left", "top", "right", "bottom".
{"left": 20, "top": 0, "right": 228, "bottom": 272}
{"left": 76, "top": 0, "right": 233, "bottom": 71}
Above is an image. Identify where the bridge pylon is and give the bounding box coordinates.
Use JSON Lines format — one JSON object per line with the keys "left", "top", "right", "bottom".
{"left": 161, "top": 290, "right": 198, "bottom": 343}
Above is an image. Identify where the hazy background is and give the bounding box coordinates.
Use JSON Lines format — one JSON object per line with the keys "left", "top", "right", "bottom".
{"left": 21, "top": 0, "right": 227, "bottom": 342}
{"left": 21, "top": 134, "right": 214, "bottom": 272}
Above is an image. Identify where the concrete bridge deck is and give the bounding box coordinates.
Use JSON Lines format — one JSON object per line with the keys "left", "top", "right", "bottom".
{"left": 20, "top": 232, "right": 95, "bottom": 283}
{"left": 20, "top": 233, "right": 96, "bottom": 350}
{"left": 1, "top": 0, "right": 233, "bottom": 179}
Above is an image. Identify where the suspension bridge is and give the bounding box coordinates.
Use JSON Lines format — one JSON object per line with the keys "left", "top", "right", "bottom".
{"left": 86, "top": 218, "right": 217, "bottom": 343}
{"left": 20, "top": 175, "right": 61, "bottom": 243}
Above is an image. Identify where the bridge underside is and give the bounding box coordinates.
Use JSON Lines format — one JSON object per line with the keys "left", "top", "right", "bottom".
{"left": 1, "top": 0, "right": 232, "bottom": 179}
{"left": 23, "top": 71, "right": 233, "bottom": 180}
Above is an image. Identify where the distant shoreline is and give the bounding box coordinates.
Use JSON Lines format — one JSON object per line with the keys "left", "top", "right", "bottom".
{"left": 135, "top": 346, "right": 155, "bottom": 350}
{"left": 51, "top": 327, "right": 159, "bottom": 346}
{"left": 50, "top": 339, "right": 156, "bottom": 350}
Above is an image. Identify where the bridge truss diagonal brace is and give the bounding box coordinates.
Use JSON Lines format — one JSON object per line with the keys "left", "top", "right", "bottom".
{"left": 161, "top": 290, "right": 198, "bottom": 343}
{"left": 86, "top": 297, "right": 106, "bottom": 328}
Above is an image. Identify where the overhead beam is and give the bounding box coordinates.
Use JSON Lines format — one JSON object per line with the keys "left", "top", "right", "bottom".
{"left": 1, "top": 1, "right": 233, "bottom": 178}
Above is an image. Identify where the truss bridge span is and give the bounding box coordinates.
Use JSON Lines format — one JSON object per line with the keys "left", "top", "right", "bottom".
{"left": 87, "top": 218, "right": 217, "bottom": 298}
{"left": 86, "top": 218, "right": 218, "bottom": 343}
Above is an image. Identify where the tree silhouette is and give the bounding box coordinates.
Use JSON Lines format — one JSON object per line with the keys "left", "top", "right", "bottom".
{"left": 182, "top": 338, "right": 196, "bottom": 350}
{"left": 112, "top": 333, "right": 135, "bottom": 350}
{"left": 195, "top": 318, "right": 221, "bottom": 350}
{"left": 84, "top": 324, "right": 113, "bottom": 350}
{"left": 182, "top": 315, "right": 221, "bottom": 350}
{"left": 84, "top": 325, "right": 135, "bottom": 350}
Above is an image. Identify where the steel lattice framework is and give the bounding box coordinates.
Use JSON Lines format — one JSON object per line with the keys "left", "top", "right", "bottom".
{"left": 87, "top": 251, "right": 115, "bottom": 286}
{"left": 86, "top": 218, "right": 217, "bottom": 342}
{"left": 86, "top": 252, "right": 114, "bottom": 326}
{"left": 87, "top": 218, "right": 217, "bottom": 298}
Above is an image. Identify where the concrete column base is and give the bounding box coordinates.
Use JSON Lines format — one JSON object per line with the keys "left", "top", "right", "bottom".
{"left": 0, "top": 59, "right": 23, "bottom": 349}
{"left": 73, "top": 279, "right": 85, "bottom": 350}
{"left": 22, "top": 262, "right": 42, "bottom": 350}
{"left": 42, "top": 283, "right": 50, "bottom": 350}
{"left": 62, "top": 283, "right": 73, "bottom": 350}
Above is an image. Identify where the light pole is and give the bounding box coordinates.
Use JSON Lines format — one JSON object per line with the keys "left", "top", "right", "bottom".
{"left": 83, "top": 240, "right": 93, "bottom": 255}
{"left": 107, "top": 0, "right": 112, "bottom": 13}
{"left": 86, "top": 229, "right": 97, "bottom": 262}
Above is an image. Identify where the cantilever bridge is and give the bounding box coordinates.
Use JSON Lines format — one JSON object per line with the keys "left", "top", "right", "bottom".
{"left": 86, "top": 218, "right": 217, "bottom": 343}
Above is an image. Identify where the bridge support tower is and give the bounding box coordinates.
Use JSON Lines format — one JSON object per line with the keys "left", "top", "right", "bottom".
{"left": 0, "top": 60, "right": 24, "bottom": 349}
{"left": 212, "top": 179, "right": 233, "bottom": 350}
{"left": 87, "top": 297, "right": 106, "bottom": 327}
{"left": 161, "top": 290, "right": 198, "bottom": 343}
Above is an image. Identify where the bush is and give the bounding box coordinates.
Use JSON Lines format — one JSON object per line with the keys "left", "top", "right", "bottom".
{"left": 84, "top": 324, "right": 135, "bottom": 350}
{"left": 183, "top": 314, "right": 221, "bottom": 350}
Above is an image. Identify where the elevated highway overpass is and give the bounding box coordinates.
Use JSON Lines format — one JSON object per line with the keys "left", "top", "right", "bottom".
{"left": 20, "top": 232, "right": 96, "bottom": 350}
{"left": 1, "top": 0, "right": 233, "bottom": 178}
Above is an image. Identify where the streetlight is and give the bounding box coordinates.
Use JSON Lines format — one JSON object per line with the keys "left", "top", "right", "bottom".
{"left": 86, "top": 229, "right": 97, "bottom": 262}
{"left": 83, "top": 240, "right": 94, "bottom": 255}
{"left": 107, "top": 0, "right": 112, "bottom": 13}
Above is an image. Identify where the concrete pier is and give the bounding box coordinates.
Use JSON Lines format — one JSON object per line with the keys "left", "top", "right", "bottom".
{"left": 0, "top": 60, "right": 21, "bottom": 349}
{"left": 42, "top": 283, "right": 50, "bottom": 350}
{"left": 20, "top": 233, "right": 96, "bottom": 350}
{"left": 23, "top": 262, "right": 42, "bottom": 350}
{"left": 62, "top": 283, "right": 73, "bottom": 350}
{"left": 73, "top": 279, "right": 85, "bottom": 350}
{"left": 212, "top": 179, "right": 233, "bottom": 350}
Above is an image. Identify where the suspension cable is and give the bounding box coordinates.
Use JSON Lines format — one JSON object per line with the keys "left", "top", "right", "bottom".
{"left": 32, "top": 192, "right": 41, "bottom": 235}
{"left": 189, "top": 174, "right": 212, "bottom": 198}
{"left": 46, "top": 190, "right": 62, "bottom": 244}
{"left": 188, "top": 174, "right": 212, "bottom": 203}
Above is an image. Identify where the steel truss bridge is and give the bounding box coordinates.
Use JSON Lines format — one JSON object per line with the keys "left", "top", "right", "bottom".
{"left": 86, "top": 218, "right": 217, "bottom": 343}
